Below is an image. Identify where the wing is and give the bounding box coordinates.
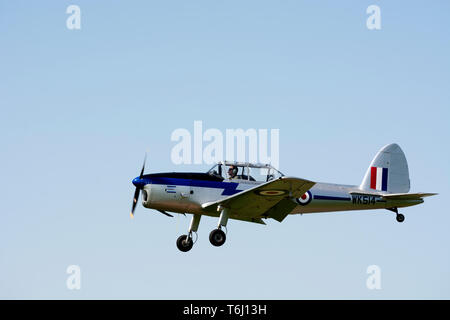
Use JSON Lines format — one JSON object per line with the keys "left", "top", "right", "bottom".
{"left": 202, "top": 177, "right": 315, "bottom": 222}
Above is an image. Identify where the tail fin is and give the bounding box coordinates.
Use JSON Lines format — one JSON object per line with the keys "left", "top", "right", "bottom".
{"left": 360, "top": 143, "right": 410, "bottom": 193}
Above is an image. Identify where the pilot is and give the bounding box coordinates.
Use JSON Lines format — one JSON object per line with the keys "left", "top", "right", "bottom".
{"left": 228, "top": 165, "right": 238, "bottom": 179}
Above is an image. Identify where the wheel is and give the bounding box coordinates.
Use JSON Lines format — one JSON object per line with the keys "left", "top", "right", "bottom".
{"left": 209, "top": 228, "right": 226, "bottom": 247}
{"left": 396, "top": 213, "right": 405, "bottom": 223}
{"left": 176, "top": 235, "right": 193, "bottom": 252}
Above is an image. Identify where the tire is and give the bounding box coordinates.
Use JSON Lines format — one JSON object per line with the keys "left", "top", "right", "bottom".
{"left": 209, "top": 229, "right": 226, "bottom": 247}
{"left": 176, "top": 235, "right": 193, "bottom": 252}
{"left": 396, "top": 214, "right": 405, "bottom": 223}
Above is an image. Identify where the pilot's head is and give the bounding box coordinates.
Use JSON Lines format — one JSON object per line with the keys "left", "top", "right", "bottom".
{"left": 228, "top": 166, "right": 238, "bottom": 178}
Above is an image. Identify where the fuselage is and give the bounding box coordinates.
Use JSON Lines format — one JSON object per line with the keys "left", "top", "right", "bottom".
{"left": 132, "top": 172, "right": 423, "bottom": 219}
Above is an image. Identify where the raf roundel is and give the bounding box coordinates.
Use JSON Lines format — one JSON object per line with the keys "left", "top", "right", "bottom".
{"left": 296, "top": 191, "right": 312, "bottom": 205}
{"left": 256, "top": 190, "right": 287, "bottom": 196}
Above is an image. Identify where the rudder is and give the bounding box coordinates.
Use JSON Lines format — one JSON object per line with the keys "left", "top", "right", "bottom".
{"left": 360, "top": 143, "right": 410, "bottom": 193}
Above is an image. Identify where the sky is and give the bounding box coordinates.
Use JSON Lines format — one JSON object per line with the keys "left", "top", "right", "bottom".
{"left": 0, "top": 0, "right": 449, "bottom": 299}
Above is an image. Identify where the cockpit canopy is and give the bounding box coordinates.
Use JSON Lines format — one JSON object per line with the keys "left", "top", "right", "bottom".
{"left": 207, "top": 161, "right": 284, "bottom": 182}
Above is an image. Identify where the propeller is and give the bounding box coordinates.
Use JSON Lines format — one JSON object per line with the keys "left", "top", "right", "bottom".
{"left": 130, "top": 154, "right": 174, "bottom": 219}
{"left": 130, "top": 154, "right": 146, "bottom": 219}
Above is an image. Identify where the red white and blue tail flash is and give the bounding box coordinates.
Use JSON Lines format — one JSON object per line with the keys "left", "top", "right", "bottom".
{"left": 370, "top": 167, "right": 388, "bottom": 191}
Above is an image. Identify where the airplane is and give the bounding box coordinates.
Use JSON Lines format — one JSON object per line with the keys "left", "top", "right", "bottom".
{"left": 130, "top": 143, "right": 437, "bottom": 252}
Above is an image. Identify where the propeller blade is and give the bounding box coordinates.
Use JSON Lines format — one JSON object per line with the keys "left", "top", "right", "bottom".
{"left": 157, "top": 210, "right": 174, "bottom": 217}
{"left": 130, "top": 187, "right": 140, "bottom": 219}
{"left": 131, "top": 154, "right": 147, "bottom": 219}
{"left": 139, "top": 154, "right": 147, "bottom": 179}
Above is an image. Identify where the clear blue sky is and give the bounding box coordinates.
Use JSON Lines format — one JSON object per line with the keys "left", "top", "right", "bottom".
{"left": 0, "top": 0, "right": 449, "bottom": 299}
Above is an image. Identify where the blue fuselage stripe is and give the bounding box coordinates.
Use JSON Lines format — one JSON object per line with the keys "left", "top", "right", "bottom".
{"left": 313, "top": 195, "right": 351, "bottom": 201}
{"left": 142, "top": 177, "right": 243, "bottom": 196}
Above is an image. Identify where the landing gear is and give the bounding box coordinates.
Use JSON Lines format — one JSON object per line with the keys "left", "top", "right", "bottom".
{"left": 175, "top": 208, "right": 231, "bottom": 251}
{"left": 209, "top": 228, "right": 226, "bottom": 246}
{"left": 176, "top": 214, "right": 201, "bottom": 252}
{"left": 387, "top": 207, "right": 405, "bottom": 223}
{"left": 176, "top": 235, "right": 193, "bottom": 252}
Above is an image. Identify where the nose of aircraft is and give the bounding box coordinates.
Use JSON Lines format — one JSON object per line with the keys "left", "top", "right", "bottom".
{"left": 132, "top": 177, "right": 145, "bottom": 188}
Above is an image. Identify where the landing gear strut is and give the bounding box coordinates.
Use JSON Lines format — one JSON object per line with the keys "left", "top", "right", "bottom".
{"left": 387, "top": 207, "right": 405, "bottom": 223}
{"left": 176, "top": 214, "right": 201, "bottom": 252}
{"left": 209, "top": 207, "right": 229, "bottom": 247}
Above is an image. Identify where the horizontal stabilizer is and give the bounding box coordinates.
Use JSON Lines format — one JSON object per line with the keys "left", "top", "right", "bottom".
{"left": 350, "top": 191, "right": 437, "bottom": 200}
{"left": 381, "top": 192, "right": 438, "bottom": 200}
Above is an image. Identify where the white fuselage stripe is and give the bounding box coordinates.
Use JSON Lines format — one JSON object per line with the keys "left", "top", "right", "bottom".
{"left": 376, "top": 167, "right": 383, "bottom": 190}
